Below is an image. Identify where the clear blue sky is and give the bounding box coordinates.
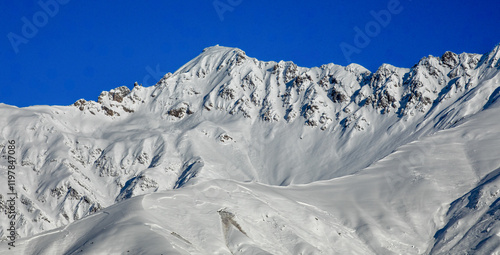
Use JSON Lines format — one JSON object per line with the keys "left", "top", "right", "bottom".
{"left": 1, "top": 0, "right": 499, "bottom": 107}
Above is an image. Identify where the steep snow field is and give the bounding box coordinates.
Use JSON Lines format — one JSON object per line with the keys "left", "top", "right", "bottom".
{"left": 1, "top": 44, "right": 500, "bottom": 254}
{"left": 5, "top": 101, "right": 500, "bottom": 254}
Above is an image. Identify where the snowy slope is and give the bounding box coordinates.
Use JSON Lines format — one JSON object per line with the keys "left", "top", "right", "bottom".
{"left": 4, "top": 97, "right": 500, "bottom": 254}
{"left": 1, "top": 44, "right": 500, "bottom": 254}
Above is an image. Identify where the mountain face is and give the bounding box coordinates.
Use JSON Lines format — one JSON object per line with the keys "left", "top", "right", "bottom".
{"left": 1, "top": 44, "right": 500, "bottom": 254}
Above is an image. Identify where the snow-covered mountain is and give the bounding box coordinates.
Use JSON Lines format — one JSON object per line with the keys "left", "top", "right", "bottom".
{"left": 1, "top": 44, "right": 500, "bottom": 254}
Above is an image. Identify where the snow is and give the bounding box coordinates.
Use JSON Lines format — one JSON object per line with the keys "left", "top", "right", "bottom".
{"left": 1, "top": 44, "right": 500, "bottom": 254}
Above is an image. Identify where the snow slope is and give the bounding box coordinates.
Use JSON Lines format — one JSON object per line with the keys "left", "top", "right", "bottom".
{"left": 1, "top": 44, "right": 500, "bottom": 254}
{"left": 5, "top": 98, "right": 500, "bottom": 254}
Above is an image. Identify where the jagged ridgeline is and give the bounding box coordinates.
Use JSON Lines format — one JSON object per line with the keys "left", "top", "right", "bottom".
{"left": 72, "top": 45, "right": 498, "bottom": 128}
{"left": 0, "top": 44, "right": 499, "bottom": 254}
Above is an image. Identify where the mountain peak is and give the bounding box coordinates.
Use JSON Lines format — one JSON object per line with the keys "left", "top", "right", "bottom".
{"left": 201, "top": 44, "right": 242, "bottom": 53}
{"left": 199, "top": 45, "right": 247, "bottom": 61}
{"left": 2, "top": 44, "right": 500, "bottom": 254}
{"left": 483, "top": 43, "right": 500, "bottom": 68}
{"left": 175, "top": 45, "right": 248, "bottom": 75}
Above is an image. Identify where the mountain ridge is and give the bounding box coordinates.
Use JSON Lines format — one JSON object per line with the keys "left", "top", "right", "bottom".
{"left": 1, "top": 44, "right": 500, "bottom": 254}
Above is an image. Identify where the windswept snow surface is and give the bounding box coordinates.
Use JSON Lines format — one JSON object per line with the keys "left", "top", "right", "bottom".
{"left": 1, "top": 44, "right": 500, "bottom": 254}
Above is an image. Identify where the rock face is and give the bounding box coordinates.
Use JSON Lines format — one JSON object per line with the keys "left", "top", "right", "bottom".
{"left": 0, "top": 44, "right": 500, "bottom": 254}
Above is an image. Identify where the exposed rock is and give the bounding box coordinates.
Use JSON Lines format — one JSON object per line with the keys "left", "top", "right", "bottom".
{"left": 441, "top": 51, "right": 459, "bottom": 68}
{"left": 73, "top": 99, "right": 87, "bottom": 111}
{"left": 330, "top": 88, "right": 348, "bottom": 103}
{"left": 219, "top": 87, "right": 236, "bottom": 100}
